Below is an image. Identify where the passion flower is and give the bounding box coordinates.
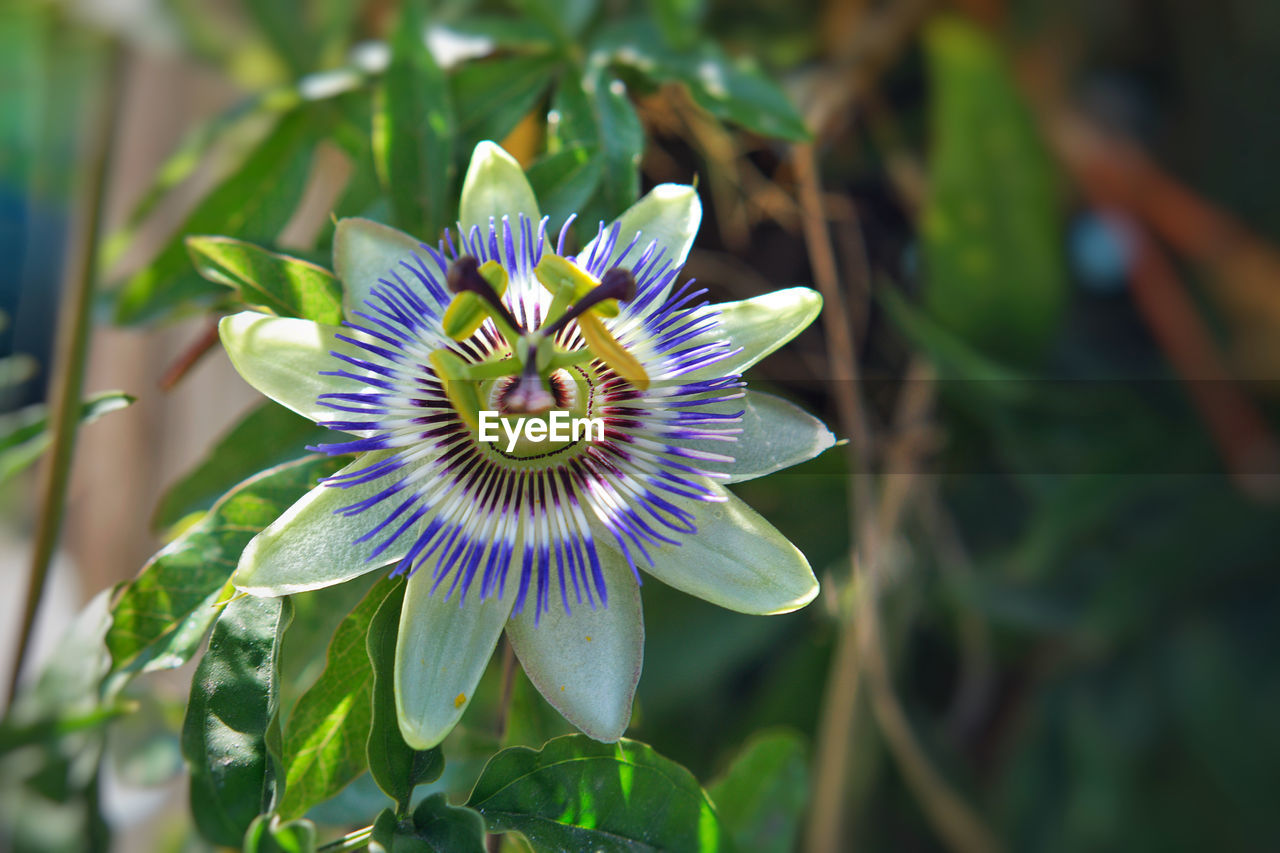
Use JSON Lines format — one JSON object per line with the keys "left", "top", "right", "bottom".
{"left": 220, "top": 142, "right": 833, "bottom": 748}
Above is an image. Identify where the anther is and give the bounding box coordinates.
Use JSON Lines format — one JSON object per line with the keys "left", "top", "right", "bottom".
{"left": 542, "top": 267, "right": 637, "bottom": 337}
{"left": 443, "top": 256, "right": 521, "bottom": 339}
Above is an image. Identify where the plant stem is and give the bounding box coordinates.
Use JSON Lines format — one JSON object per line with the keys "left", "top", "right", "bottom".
{"left": 7, "top": 39, "right": 124, "bottom": 706}
{"left": 795, "top": 139, "right": 999, "bottom": 853}
{"left": 317, "top": 825, "right": 373, "bottom": 852}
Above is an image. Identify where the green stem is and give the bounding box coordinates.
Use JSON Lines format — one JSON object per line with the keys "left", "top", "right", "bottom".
{"left": 7, "top": 39, "right": 123, "bottom": 707}
{"left": 316, "top": 825, "right": 374, "bottom": 852}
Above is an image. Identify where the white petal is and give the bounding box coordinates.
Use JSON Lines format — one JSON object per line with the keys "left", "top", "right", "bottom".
{"left": 219, "top": 311, "right": 382, "bottom": 426}
{"left": 233, "top": 451, "right": 431, "bottom": 595}
{"left": 333, "top": 218, "right": 424, "bottom": 321}
{"left": 394, "top": 568, "right": 515, "bottom": 749}
{"left": 581, "top": 183, "right": 701, "bottom": 304}
{"left": 678, "top": 390, "right": 836, "bottom": 483}
{"left": 600, "top": 485, "right": 818, "bottom": 615}
{"left": 505, "top": 552, "right": 642, "bottom": 742}
{"left": 688, "top": 287, "right": 823, "bottom": 379}
{"left": 458, "top": 141, "right": 540, "bottom": 237}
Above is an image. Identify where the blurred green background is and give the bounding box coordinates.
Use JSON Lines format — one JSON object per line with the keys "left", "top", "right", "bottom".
{"left": 3, "top": 0, "right": 1279, "bottom": 850}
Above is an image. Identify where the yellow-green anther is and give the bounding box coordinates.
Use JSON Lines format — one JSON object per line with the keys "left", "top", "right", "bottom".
{"left": 535, "top": 255, "right": 621, "bottom": 319}
{"left": 428, "top": 349, "right": 483, "bottom": 430}
{"left": 442, "top": 293, "right": 488, "bottom": 340}
{"left": 442, "top": 259, "right": 519, "bottom": 343}
{"left": 577, "top": 312, "right": 649, "bottom": 391}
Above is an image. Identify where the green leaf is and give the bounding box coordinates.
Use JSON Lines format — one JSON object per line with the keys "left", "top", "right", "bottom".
{"left": 243, "top": 814, "right": 318, "bottom": 853}
{"left": 674, "top": 45, "right": 808, "bottom": 141}
{"left": 707, "top": 730, "right": 808, "bottom": 853}
{"left": 594, "top": 22, "right": 807, "bottom": 141}
{"left": 430, "top": 16, "right": 559, "bottom": 54}
{"left": 244, "top": 0, "right": 317, "bottom": 76}
{"left": 649, "top": 0, "right": 705, "bottom": 49}
{"left": 511, "top": 0, "right": 599, "bottom": 40}
{"left": 366, "top": 579, "right": 444, "bottom": 813}
{"left": 277, "top": 577, "right": 394, "bottom": 820}
{"left": 186, "top": 236, "right": 344, "bottom": 325}
{"left": 876, "top": 284, "right": 1033, "bottom": 401}
{"left": 526, "top": 146, "right": 604, "bottom": 230}
{"left": 375, "top": 1, "right": 455, "bottom": 239}
{"left": 182, "top": 595, "right": 292, "bottom": 847}
{"left": 152, "top": 400, "right": 331, "bottom": 531}
{"left": 100, "top": 95, "right": 280, "bottom": 272}
{"left": 921, "top": 17, "right": 1066, "bottom": 362}
{"left": 369, "top": 796, "right": 487, "bottom": 853}
{"left": 452, "top": 55, "right": 559, "bottom": 157}
{"left": 0, "top": 391, "right": 133, "bottom": 485}
{"left": 115, "top": 106, "right": 321, "bottom": 325}
{"left": 588, "top": 69, "right": 645, "bottom": 219}
{"left": 550, "top": 66, "right": 645, "bottom": 222}
{"left": 468, "top": 735, "right": 728, "bottom": 851}
{"left": 107, "top": 456, "right": 343, "bottom": 678}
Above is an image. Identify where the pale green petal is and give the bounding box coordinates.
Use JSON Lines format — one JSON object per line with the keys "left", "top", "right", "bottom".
{"left": 233, "top": 451, "right": 427, "bottom": 595}
{"left": 684, "top": 390, "right": 836, "bottom": 483}
{"left": 333, "top": 218, "right": 423, "bottom": 321}
{"left": 505, "top": 554, "right": 642, "bottom": 742}
{"left": 459, "top": 141, "right": 540, "bottom": 237}
{"left": 580, "top": 184, "right": 701, "bottom": 303}
{"left": 602, "top": 486, "right": 818, "bottom": 615}
{"left": 219, "top": 311, "right": 379, "bottom": 426}
{"left": 395, "top": 569, "right": 515, "bottom": 749}
{"left": 688, "top": 287, "right": 823, "bottom": 379}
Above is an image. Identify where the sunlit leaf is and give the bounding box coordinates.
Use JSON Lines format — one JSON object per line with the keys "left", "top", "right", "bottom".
{"left": 376, "top": 1, "right": 455, "bottom": 239}
{"left": 368, "top": 796, "right": 486, "bottom": 853}
{"left": 244, "top": 0, "right": 318, "bottom": 77}
{"left": 185, "top": 236, "right": 344, "bottom": 325}
{"left": 181, "top": 595, "right": 292, "bottom": 847}
{"left": 553, "top": 67, "right": 644, "bottom": 221}
{"left": 0, "top": 391, "right": 134, "bottom": 485}
{"left": 469, "top": 735, "right": 728, "bottom": 851}
{"left": 365, "top": 578, "right": 443, "bottom": 812}
{"left": 452, "top": 54, "right": 559, "bottom": 156}
{"left": 115, "top": 108, "right": 321, "bottom": 325}
{"left": 707, "top": 729, "right": 808, "bottom": 853}
{"left": 277, "top": 577, "right": 395, "bottom": 820}
{"left": 243, "top": 814, "right": 318, "bottom": 853}
{"left": 526, "top": 146, "right": 603, "bottom": 230}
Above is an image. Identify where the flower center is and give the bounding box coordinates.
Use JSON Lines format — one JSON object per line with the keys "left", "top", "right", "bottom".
{"left": 430, "top": 254, "right": 648, "bottom": 442}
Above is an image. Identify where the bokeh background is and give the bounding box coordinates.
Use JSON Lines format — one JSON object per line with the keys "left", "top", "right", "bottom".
{"left": 3, "top": 0, "right": 1278, "bottom": 850}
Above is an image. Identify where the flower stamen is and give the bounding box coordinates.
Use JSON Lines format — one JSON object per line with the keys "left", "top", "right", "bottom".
{"left": 443, "top": 256, "right": 521, "bottom": 344}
